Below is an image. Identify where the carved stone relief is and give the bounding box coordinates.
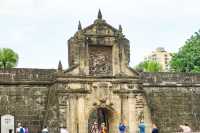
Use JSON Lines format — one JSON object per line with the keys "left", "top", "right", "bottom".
{"left": 89, "top": 46, "right": 112, "bottom": 75}
{"left": 135, "top": 94, "right": 144, "bottom": 122}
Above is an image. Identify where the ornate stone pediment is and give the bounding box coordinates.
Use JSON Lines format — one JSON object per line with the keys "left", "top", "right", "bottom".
{"left": 83, "top": 21, "right": 118, "bottom": 37}
{"left": 66, "top": 10, "right": 139, "bottom": 77}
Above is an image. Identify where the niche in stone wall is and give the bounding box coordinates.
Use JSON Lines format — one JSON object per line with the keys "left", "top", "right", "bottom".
{"left": 88, "top": 45, "right": 112, "bottom": 76}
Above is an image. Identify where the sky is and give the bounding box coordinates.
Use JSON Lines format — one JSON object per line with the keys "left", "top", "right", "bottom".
{"left": 0, "top": 0, "right": 200, "bottom": 69}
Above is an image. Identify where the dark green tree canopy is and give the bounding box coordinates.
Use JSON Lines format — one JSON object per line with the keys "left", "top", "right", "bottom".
{"left": 0, "top": 48, "right": 19, "bottom": 69}
{"left": 170, "top": 30, "right": 200, "bottom": 72}
{"left": 135, "top": 60, "right": 162, "bottom": 72}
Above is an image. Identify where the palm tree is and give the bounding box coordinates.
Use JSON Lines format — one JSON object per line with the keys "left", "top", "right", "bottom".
{"left": 0, "top": 48, "right": 19, "bottom": 69}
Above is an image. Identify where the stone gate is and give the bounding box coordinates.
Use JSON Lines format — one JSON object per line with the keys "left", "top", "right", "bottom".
{"left": 0, "top": 10, "right": 200, "bottom": 133}
{"left": 54, "top": 10, "right": 152, "bottom": 133}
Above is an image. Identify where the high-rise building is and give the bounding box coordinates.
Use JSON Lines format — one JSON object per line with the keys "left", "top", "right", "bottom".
{"left": 144, "top": 47, "right": 172, "bottom": 71}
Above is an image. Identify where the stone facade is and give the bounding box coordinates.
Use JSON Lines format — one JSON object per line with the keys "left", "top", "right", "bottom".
{"left": 56, "top": 10, "right": 143, "bottom": 133}
{"left": 0, "top": 11, "right": 200, "bottom": 133}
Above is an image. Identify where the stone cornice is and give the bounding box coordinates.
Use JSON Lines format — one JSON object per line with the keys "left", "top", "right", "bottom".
{"left": 113, "top": 89, "right": 144, "bottom": 94}
{"left": 0, "top": 81, "right": 54, "bottom": 85}
{"left": 55, "top": 77, "right": 141, "bottom": 84}
{"left": 143, "top": 83, "right": 200, "bottom": 87}
{"left": 57, "top": 89, "right": 90, "bottom": 94}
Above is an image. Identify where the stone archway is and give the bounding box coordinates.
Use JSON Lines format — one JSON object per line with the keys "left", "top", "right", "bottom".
{"left": 88, "top": 107, "right": 116, "bottom": 133}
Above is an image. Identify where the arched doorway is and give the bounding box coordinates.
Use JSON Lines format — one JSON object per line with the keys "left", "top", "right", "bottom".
{"left": 88, "top": 107, "right": 113, "bottom": 133}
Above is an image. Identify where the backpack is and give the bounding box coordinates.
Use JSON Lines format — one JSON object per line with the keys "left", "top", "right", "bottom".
{"left": 20, "top": 128, "right": 24, "bottom": 133}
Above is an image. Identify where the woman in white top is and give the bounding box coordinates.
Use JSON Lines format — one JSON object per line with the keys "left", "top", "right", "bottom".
{"left": 60, "top": 127, "right": 69, "bottom": 133}
{"left": 179, "top": 124, "right": 192, "bottom": 133}
{"left": 42, "top": 126, "right": 48, "bottom": 133}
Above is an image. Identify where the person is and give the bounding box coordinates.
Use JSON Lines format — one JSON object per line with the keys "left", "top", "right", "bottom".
{"left": 179, "top": 123, "right": 192, "bottom": 133}
{"left": 60, "top": 126, "right": 69, "bottom": 133}
{"left": 42, "top": 126, "right": 48, "bottom": 133}
{"left": 138, "top": 120, "right": 145, "bottom": 133}
{"left": 24, "top": 127, "right": 29, "bottom": 133}
{"left": 118, "top": 122, "right": 126, "bottom": 133}
{"left": 20, "top": 126, "right": 25, "bottom": 133}
{"left": 152, "top": 123, "right": 158, "bottom": 133}
{"left": 100, "top": 123, "right": 107, "bottom": 133}
{"left": 91, "top": 121, "right": 99, "bottom": 133}
{"left": 16, "top": 123, "right": 25, "bottom": 133}
{"left": 16, "top": 123, "right": 21, "bottom": 133}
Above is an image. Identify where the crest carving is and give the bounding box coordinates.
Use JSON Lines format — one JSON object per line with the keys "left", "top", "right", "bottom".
{"left": 89, "top": 46, "right": 112, "bottom": 75}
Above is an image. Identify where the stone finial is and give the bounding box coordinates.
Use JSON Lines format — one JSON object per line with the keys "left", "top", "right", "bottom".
{"left": 58, "top": 60, "right": 63, "bottom": 71}
{"left": 78, "top": 21, "right": 82, "bottom": 31}
{"left": 119, "top": 25, "right": 122, "bottom": 32}
{"left": 98, "top": 9, "right": 102, "bottom": 19}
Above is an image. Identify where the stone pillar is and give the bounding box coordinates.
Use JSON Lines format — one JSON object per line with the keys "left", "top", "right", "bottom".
{"left": 68, "top": 96, "right": 77, "bottom": 133}
{"left": 143, "top": 97, "right": 153, "bottom": 133}
{"left": 112, "top": 43, "right": 120, "bottom": 75}
{"left": 58, "top": 95, "right": 69, "bottom": 128}
{"left": 66, "top": 99, "right": 70, "bottom": 129}
{"left": 128, "top": 94, "right": 137, "bottom": 133}
{"left": 120, "top": 95, "right": 129, "bottom": 124}
{"left": 121, "top": 95, "right": 129, "bottom": 128}
{"left": 79, "top": 41, "right": 87, "bottom": 75}
{"left": 77, "top": 95, "right": 86, "bottom": 133}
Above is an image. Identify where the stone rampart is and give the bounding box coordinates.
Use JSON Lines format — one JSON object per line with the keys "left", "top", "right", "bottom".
{"left": 142, "top": 72, "right": 200, "bottom": 85}
{"left": 0, "top": 68, "right": 56, "bottom": 83}
{"left": 142, "top": 72, "right": 200, "bottom": 133}
{"left": 0, "top": 68, "right": 56, "bottom": 133}
{"left": 1, "top": 69, "right": 200, "bottom": 133}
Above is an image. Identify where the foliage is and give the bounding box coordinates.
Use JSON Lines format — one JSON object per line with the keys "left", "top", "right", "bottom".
{"left": 170, "top": 30, "right": 200, "bottom": 72}
{"left": 0, "top": 48, "right": 19, "bottom": 69}
{"left": 135, "top": 60, "right": 162, "bottom": 72}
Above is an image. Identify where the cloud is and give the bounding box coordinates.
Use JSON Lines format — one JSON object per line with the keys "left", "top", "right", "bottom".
{"left": 0, "top": 0, "right": 200, "bottom": 18}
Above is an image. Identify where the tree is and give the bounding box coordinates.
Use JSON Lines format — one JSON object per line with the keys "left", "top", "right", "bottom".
{"left": 170, "top": 30, "right": 200, "bottom": 72}
{"left": 0, "top": 48, "right": 19, "bottom": 69}
{"left": 135, "top": 60, "right": 162, "bottom": 72}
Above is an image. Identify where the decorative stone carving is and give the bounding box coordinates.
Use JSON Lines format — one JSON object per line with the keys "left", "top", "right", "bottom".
{"left": 58, "top": 96, "right": 69, "bottom": 106}
{"left": 135, "top": 94, "right": 144, "bottom": 123}
{"left": 89, "top": 46, "right": 112, "bottom": 75}
{"left": 91, "top": 82, "right": 113, "bottom": 108}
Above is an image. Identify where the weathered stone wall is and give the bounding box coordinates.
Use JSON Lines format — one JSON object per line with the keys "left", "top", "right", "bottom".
{"left": 1, "top": 69, "right": 200, "bottom": 133}
{"left": 0, "top": 68, "right": 56, "bottom": 133}
{"left": 142, "top": 72, "right": 200, "bottom": 133}
{"left": 0, "top": 68, "right": 55, "bottom": 82}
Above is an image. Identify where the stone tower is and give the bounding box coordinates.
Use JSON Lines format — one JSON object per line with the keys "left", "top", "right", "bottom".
{"left": 68, "top": 10, "right": 133, "bottom": 76}
{"left": 55, "top": 10, "right": 151, "bottom": 133}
